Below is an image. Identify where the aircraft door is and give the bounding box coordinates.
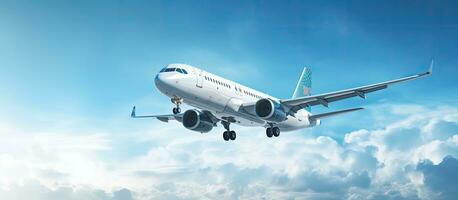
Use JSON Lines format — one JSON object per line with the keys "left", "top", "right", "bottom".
{"left": 196, "top": 70, "right": 203, "bottom": 88}
{"left": 235, "top": 85, "right": 242, "bottom": 96}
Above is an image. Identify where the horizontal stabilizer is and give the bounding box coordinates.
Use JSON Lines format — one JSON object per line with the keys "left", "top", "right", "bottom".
{"left": 309, "top": 107, "right": 364, "bottom": 120}
{"left": 131, "top": 106, "right": 182, "bottom": 122}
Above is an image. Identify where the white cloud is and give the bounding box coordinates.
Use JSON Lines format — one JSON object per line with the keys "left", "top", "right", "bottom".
{"left": 0, "top": 120, "right": 116, "bottom": 189}
{"left": 1, "top": 104, "right": 457, "bottom": 199}
{"left": 0, "top": 180, "right": 133, "bottom": 200}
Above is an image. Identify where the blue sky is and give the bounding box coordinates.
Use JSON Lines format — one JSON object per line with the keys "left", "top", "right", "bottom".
{"left": 1, "top": 1, "right": 458, "bottom": 199}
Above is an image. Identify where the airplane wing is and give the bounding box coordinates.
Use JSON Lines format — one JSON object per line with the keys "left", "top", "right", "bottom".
{"left": 282, "top": 61, "right": 433, "bottom": 114}
{"left": 130, "top": 106, "right": 183, "bottom": 122}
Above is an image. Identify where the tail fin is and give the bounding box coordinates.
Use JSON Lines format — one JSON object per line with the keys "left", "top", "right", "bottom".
{"left": 292, "top": 67, "right": 312, "bottom": 111}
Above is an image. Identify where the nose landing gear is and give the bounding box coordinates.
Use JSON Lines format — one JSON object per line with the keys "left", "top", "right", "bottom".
{"left": 171, "top": 97, "right": 182, "bottom": 114}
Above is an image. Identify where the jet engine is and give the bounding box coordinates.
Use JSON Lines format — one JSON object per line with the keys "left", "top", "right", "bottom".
{"left": 255, "top": 98, "right": 287, "bottom": 122}
{"left": 182, "top": 109, "right": 214, "bottom": 133}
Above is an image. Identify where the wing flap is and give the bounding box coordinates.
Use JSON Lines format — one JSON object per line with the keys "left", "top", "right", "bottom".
{"left": 309, "top": 107, "right": 364, "bottom": 120}
{"left": 288, "top": 85, "right": 387, "bottom": 113}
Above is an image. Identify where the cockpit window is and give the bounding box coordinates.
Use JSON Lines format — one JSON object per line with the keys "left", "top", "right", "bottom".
{"left": 159, "top": 67, "right": 188, "bottom": 74}
{"left": 160, "top": 68, "right": 176, "bottom": 72}
{"left": 164, "top": 68, "right": 176, "bottom": 72}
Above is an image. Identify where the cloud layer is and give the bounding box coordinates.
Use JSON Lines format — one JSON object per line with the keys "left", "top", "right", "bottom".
{"left": 1, "top": 104, "right": 457, "bottom": 200}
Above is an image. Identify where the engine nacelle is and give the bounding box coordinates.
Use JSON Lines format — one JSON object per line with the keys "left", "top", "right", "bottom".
{"left": 182, "top": 109, "right": 214, "bottom": 133}
{"left": 255, "top": 98, "right": 287, "bottom": 122}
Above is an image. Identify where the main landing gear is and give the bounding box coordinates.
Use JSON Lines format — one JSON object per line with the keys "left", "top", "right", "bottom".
{"left": 171, "top": 97, "right": 182, "bottom": 114}
{"left": 222, "top": 121, "right": 236, "bottom": 141}
{"left": 172, "top": 107, "right": 181, "bottom": 114}
{"left": 266, "top": 126, "right": 280, "bottom": 138}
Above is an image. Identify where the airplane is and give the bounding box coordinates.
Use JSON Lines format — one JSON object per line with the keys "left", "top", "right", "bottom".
{"left": 131, "top": 61, "right": 433, "bottom": 141}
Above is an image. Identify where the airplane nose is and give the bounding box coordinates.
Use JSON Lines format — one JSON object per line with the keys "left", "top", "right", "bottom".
{"left": 154, "top": 74, "right": 162, "bottom": 86}
{"left": 155, "top": 74, "right": 167, "bottom": 88}
{"left": 154, "top": 73, "right": 175, "bottom": 93}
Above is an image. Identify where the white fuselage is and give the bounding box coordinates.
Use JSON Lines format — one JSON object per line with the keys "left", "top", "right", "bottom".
{"left": 154, "top": 64, "right": 316, "bottom": 131}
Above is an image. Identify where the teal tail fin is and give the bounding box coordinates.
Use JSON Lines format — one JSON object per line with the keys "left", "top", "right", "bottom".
{"left": 292, "top": 67, "right": 312, "bottom": 111}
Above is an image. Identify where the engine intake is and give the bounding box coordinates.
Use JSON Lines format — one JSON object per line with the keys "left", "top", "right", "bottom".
{"left": 255, "top": 98, "right": 287, "bottom": 122}
{"left": 182, "top": 109, "right": 214, "bottom": 133}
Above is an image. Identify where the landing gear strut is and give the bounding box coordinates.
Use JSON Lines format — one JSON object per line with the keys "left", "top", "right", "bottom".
{"left": 222, "top": 121, "right": 236, "bottom": 141}
{"left": 171, "top": 97, "right": 182, "bottom": 114}
{"left": 266, "top": 126, "right": 280, "bottom": 138}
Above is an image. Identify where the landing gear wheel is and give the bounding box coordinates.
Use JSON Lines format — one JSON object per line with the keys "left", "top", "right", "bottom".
{"left": 171, "top": 97, "right": 182, "bottom": 114}
{"left": 229, "top": 131, "right": 236, "bottom": 140}
{"left": 223, "top": 131, "right": 230, "bottom": 141}
{"left": 222, "top": 121, "right": 236, "bottom": 141}
{"left": 266, "top": 128, "right": 273, "bottom": 138}
{"left": 272, "top": 127, "right": 280, "bottom": 137}
{"left": 172, "top": 107, "right": 181, "bottom": 114}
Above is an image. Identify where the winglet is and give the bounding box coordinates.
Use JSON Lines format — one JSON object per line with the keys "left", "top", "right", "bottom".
{"left": 427, "top": 59, "right": 434, "bottom": 75}
{"left": 131, "top": 106, "right": 136, "bottom": 118}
